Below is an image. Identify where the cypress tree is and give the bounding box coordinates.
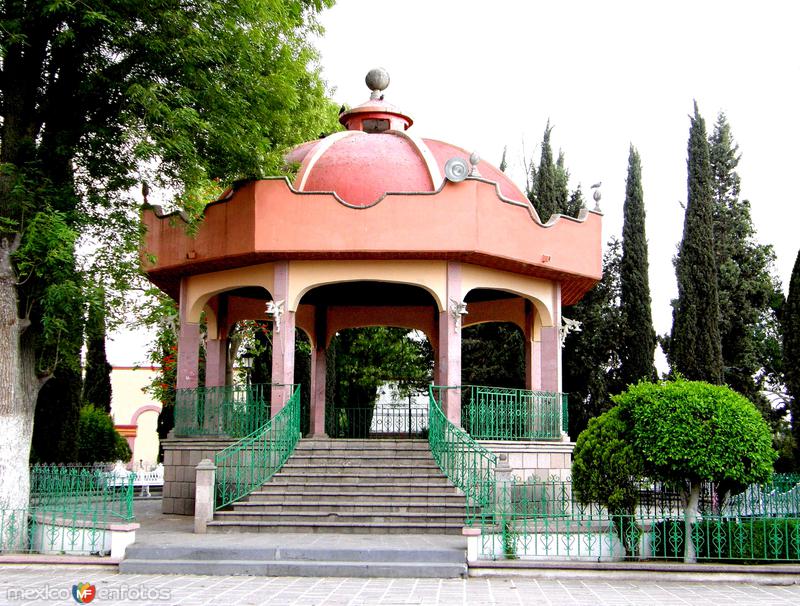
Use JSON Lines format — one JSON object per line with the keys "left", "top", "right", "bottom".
{"left": 529, "top": 121, "right": 558, "bottom": 222}
{"left": 709, "top": 113, "right": 781, "bottom": 422}
{"left": 83, "top": 293, "right": 113, "bottom": 412}
{"left": 669, "top": 103, "right": 723, "bottom": 383}
{"left": 619, "top": 146, "right": 656, "bottom": 385}
{"left": 525, "top": 122, "right": 583, "bottom": 221}
{"left": 563, "top": 238, "right": 624, "bottom": 438}
{"left": 785, "top": 249, "right": 800, "bottom": 465}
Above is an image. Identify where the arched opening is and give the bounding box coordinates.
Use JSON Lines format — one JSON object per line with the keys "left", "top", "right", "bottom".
{"left": 325, "top": 327, "right": 432, "bottom": 438}
{"left": 299, "top": 281, "right": 437, "bottom": 438}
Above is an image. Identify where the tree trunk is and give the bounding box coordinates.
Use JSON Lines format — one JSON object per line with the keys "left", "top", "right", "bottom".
{"left": 682, "top": 481, "right": 701, "bottom": 563}
{"left": 0, "top": 238, "right": 41, "bottom": 511}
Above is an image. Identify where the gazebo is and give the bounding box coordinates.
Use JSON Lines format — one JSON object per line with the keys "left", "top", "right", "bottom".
{"left": 142, "top": 69, "right": 602, "bottom": 518}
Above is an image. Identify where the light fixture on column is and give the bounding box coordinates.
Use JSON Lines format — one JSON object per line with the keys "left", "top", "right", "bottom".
{"left": 265, "top": 299, "right": 285, "bottom": 333}
{"left": 449, "top": 298, "right": 468, "bottom": 333}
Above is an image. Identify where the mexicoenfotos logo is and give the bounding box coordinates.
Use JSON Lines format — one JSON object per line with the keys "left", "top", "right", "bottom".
{"left": 72, "top": 582, "right": 96, "bottom": 604}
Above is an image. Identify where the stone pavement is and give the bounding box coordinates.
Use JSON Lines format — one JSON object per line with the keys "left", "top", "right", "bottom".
{"left": 2, "top": 564, "right": 800, "bottom": 606}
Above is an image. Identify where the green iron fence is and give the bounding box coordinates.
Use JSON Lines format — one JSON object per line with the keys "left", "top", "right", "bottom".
{"left": 480, "top": 476, "right": 800, "bottom": 562}
{"left": 214, "top": 384, "right": 301, "bottom": 509}
{"left": 326, "top": 400, "right": 428, "bottom": 439}
{"left": 428, "top": 385, "right": 496, "bottom": 524}
{"left": 175, "top": 383, "right": 287, "bottom": 438}
{"left": 1, "top": 464, "right": 134, "bottom": 555}
{"left": 461, "top": 385, "right": 568, "bottom": 440}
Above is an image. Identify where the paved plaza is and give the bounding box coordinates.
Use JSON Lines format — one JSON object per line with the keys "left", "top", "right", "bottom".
{"left": 1, "top": 564, "right": 799, "bottom": 606}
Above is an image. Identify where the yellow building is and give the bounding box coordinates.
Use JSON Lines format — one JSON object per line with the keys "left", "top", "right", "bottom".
{"left": 110, "top": 367, "right": 162, "bottom": 468}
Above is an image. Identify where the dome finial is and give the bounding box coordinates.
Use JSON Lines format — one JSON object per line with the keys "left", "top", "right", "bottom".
{"left": 365, "top": 68, "right": 390, "bottom": 100}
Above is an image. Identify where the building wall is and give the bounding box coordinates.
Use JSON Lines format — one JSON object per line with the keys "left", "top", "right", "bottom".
{"left": 110, "top": 367, "right": 162, "bottom": 468}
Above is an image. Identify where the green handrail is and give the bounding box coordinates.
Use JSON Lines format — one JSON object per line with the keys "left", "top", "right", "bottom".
{"left": 428, "top": 385, "right": 496, "bottom": 525}
{"left": 214, "top": 384, "right": 301, "bottom": 509}
{"left": 461, "top": 385, "right": 568, "bottom": 440}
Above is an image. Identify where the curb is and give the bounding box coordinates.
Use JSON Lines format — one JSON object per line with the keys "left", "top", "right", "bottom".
{"left": 469, "top": 560, "right": 800, "bottom": 585}
{"left": 0, "top": 555, "right": 120, "bottom": 566}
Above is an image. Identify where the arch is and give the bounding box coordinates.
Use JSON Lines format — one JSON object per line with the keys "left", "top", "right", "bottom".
{"left": 325, "top": 306, "right": 436, "bottom": 348}
{"left": 185, "top": 263, "right": 276, "bottom": 323}
{"left": 130, "top": 404, "right": 161, "bottom": 426}
{"left": 461, "top": 265, "right": 554, "bottom": 328}
{"left": 288, "top": 260, "right": 446, "bottom": 312}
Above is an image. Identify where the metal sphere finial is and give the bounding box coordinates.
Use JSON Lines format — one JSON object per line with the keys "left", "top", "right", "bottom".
{"left": 366, "top": 68, "right": 390, "bottom": 100}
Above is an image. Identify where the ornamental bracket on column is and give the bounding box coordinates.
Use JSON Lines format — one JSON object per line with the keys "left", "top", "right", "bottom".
{"left": 559, "top": 316, "right": 582, "bottom": 347}
{"left": 266, "top": 299, "right": 285, "bottom": 333}
{"left": 448, "top": 298, "right": 468, "bottom": 333}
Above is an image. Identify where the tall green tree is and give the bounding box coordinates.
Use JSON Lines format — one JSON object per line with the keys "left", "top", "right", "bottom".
{"left": 785, "top": 249, "right": 800, "bottom": 466}
{"left": 0, "top": 0, "right": 338, "bottom": 510}
{"left": 708, "top": 113, "right": 782, "bottom": 424}
{"left": 669, "top": 103, "right": 723, "bottom": 384}
{"left": 525, "top": 122, "right": 583, "bottom": 222}
{"left": 563, "top": 238, "right": 624, "bottom": 438}
{"left": 83, "top": 291, "right": 113, "bottom": 412}
{"left": 619, "top": 146, "right": 656, "bottom": 386}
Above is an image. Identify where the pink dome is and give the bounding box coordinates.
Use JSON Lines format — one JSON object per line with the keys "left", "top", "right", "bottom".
{"left": 286, "top": 87, "right": 528, "bottom": 208}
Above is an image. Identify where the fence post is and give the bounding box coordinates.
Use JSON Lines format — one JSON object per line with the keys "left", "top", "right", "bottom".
{"left": 495, "top": 453, "right": 513, "bottom": 515}
{"left": 194, "top": 459, "right": 217, "bottom": 534}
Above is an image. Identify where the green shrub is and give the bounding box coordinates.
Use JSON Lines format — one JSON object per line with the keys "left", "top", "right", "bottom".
{"left": 76, "top": 404, "right": 132, "bottom": 463}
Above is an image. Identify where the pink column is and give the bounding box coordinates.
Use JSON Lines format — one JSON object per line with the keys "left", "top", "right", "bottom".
{"left": 177, "top": 279, "right": 200, "bottom": 390}
{"left": 309, "top": 346, "right": 327, "bottom": 437}
{"left": 524, "top": 300, "right": 543, "bottom": 391}
{"left": 205, "top": 336, "right": 227, "bottom": 388}
{"left": 437, "top": 262, "right": 462, "bottom": 426}
{"left": 308, "top": 305, "right": 328, "bottom": 437}
{"left": 270, "top": 261, "right": 296, "bottom": 416}
{"left": 540, "top": 283, "right": 562, "bottom": 392}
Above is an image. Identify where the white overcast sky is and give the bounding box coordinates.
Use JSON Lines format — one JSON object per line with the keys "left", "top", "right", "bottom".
{"left": 107, "top": 0, "right": 800, "bottom": 366}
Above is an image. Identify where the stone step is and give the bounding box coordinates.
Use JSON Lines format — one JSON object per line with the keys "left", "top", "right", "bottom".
{"left": 269, "top": 473, "right": 452, "bottom": 485}
{"left": 123, "top": 543, "right": 465, "bottom": 564}
{"left": 119, "top": 558, "right": 466, "bottom": 578}
{"left": 295, "top": 439, "right": 430, "bottom": 450}
{"left": 276, "top": 464, "right": 442, "bottom": 477}
{"left": 213, "top": 510, "right": 466, "bottom": 525}
{"left": 228, "top": 501, "right": 466, "bottom": 514}
{"left": 285, "top": 455, "right": 438, "bottom": 467}
{"left": 205, "top": 519, "right": 465, "bottom": 535}
{"left": 246, "top": 491, "right": 465, "bottom": 505}
{"left": 252, "top": 482, "right": 461, "bottom": 495}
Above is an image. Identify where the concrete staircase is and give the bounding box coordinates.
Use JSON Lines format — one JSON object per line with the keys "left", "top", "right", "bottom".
{"left": 206, "top": 438, "right": 467, "bottom": 535}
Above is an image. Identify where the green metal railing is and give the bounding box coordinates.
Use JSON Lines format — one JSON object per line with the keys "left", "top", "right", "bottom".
{"left": 214, "top": 384, "right": 301, "bottom": 509}
{"left": 175, "top": 383, "right": 288, "bottom": 438}
{"left": 326, "top": 404, "right": 428, "bottom": 438}
{"left": 480, "top": 476, "right": 800, "bottom": 562}
{"left": 461, "top": 385, "right": 568, "bottom": 440}
{"left": 429, "top": 385, "right": 496, "bottom": 524}
{"left": 1, "top": 465, "right": 134, "bottom": 554}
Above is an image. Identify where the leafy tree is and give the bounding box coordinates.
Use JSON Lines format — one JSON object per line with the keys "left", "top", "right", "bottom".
{"left": 525, "top": 122, "right": 584, "bottom": 222}
{"left": 76, "top": 405, "right": 131, "bottom": 464}
{"left": 616, "top": 379, "right": 776, "bottom": 563}
{"left": 462, "top": 323, "right": 525, "bottom": 389}
{"left": 0, "top": 0, "right": 338, "bottom": 509}
{"left": 572, "top": 405, "right": 644, "bottom": 555}
{"left": 785, "top": 249, "right": 800, "bottom": 466}
{"left": 563, "top": 238, "right": 624, "bottom": 438}
{"left": 83, "top": 291, "right": 113, "bottom": 412}
{"left": 669, "top": 103, "right": 723, "bottom": 384}
{"left": 328, "top": 327, "right": 432, "bottom": 437}
{"left": 709, "top": 113, "right": 783, "bottom": 427}
{"left": 619, "top": 146, "right": 656, "bottom": 386}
